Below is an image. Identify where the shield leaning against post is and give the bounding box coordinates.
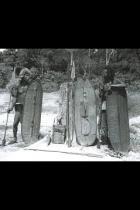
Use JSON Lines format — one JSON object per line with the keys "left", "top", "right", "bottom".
{"left": 21, "top": 80, "right": 43, "bottom": 145}
{"left": 106, "top": 84, "right": 130, "bottom": 153}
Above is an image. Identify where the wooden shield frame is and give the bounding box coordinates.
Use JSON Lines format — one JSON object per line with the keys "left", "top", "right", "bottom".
{"left": 21, "top": 80, "right": 43, "bottom": 145}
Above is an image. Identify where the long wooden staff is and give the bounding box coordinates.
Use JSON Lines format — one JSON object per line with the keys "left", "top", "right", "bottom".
{"left": 66, "top": 81, "right": 70, "bottom": 147}
{"left": 2, "top": 94, "right": 12, "bottom": 146}
{"left": 66, "top": 49, "right": 76, "bottom": 147}
{"left": 70, "top": 51, "right": 75, "bottom": 147}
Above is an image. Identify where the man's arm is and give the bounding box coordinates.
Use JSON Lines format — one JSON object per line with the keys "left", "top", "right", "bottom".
{"left": 7, "top": 86, "right": 18, "bottom": 113}
{"left": 7, "top": 97, "right": 17, "bottom": 113}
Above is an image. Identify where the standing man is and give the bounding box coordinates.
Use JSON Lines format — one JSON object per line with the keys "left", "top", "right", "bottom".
{"left": 7, "top": 68, "right": 32, "bottom": 144}
{"left": 98, "top": 67, "right": 115, "bottom": 145}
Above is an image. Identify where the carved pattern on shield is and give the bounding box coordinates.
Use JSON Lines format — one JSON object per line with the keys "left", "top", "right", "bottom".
{"left": 75, "top": 78, "right": 97, "bottom": 146}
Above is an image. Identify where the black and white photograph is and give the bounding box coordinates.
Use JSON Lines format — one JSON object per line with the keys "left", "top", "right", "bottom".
{"left": 0, "top": 48, "right": 139, "bottom": 161}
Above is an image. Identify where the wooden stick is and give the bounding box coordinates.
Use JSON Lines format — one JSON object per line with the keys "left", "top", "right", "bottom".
{"left": 25, "top": 148, "right": 103, "bottom": 158}
{"left": 67, "top": 82, "right": 71, "bottom": 147}
{"left": 71, "top": 80, "right": 75, "bottom": 145}
{"left": 2, "top": 94, "right": 12, "bottom": 146}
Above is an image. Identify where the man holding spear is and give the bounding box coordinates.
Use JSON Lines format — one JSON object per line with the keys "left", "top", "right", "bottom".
{"left": 6, "top": 68, "right": 32, "bottom": 145}
{"left": 98, "top": 49, "right": 116, "bottom": 145}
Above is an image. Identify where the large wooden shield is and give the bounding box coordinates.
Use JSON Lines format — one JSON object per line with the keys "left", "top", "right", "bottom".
{"left": 75, "top": 78, "right": 97, "bottom": 146}
{"left": 21, "top": 80, "right": 43, "bottom": 145}
{"left": 106, "top": 84, "right": 130, "bottom": 152}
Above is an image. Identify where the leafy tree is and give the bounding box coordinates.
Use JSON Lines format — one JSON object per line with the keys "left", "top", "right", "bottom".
{"left": 3, "top": 49, "right": 18, "bottom": 71}
{"left": 1, "top": 48, "right": 140, "bottom": 89}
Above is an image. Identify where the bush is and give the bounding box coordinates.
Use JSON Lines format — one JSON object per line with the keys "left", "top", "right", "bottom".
{"left": 0, "top": 64, "right": 12, "bottom": 88}
{"left": 41, "top": 71, "right": 68, "bottom": 92}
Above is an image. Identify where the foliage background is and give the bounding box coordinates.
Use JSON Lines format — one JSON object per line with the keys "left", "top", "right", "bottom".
{"left": 0, "top": 49, "right": 140, "bottom": 91}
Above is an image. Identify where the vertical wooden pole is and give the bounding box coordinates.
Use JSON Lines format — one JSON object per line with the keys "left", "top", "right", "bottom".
{"left": 67, "top": 81, "right": 71, "bottom": 147}
{"left": 65, "top": 49, "right": 76, "bottom": 148}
